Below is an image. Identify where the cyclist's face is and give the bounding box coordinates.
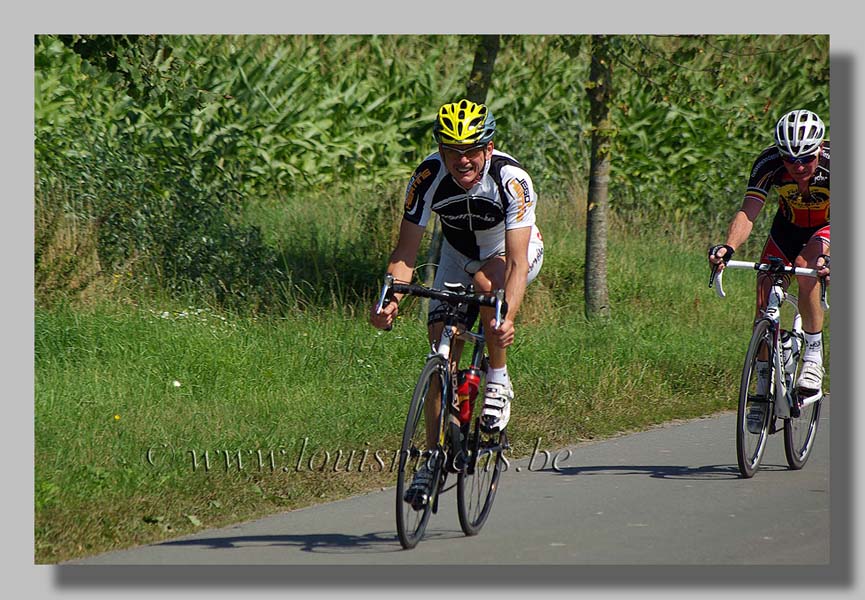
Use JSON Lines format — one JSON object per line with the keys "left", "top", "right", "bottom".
{"left": 440, "top": 141, "right": 493, "bottom": 190}
{"left": 782, "top": 148, "right": 820, "bottom": 182}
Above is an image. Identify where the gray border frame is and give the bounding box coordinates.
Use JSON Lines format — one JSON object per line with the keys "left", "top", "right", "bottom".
{"left": 13, "top": 0, "right": 862, "bottom": 596}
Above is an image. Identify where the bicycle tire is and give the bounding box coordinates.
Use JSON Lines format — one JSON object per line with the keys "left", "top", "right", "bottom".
{"left": 456, "top": 358, "right": 504, "bottom": 536}
{"left": 395, "top": 355, "right": 447, "bottom": 549}
{"left": 783, "top": 350, "right": 822, "bottom": 469}
{"left": 736, "top": 319, "right": 773, "bottom": 478}
{"left": 457, "top": 416, "right": 505, "bottom": 535}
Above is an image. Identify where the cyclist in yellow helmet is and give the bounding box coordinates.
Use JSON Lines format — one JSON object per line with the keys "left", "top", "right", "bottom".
{"left": 370, "top": 99, "right": 544, "bottom": 506}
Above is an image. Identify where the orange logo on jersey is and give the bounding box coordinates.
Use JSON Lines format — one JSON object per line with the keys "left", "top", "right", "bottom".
{"left": 405, "top": 167, "right": 432, "bottom": 212}
{"left": 508, "top": 177, "right": 532, "bottom": 222}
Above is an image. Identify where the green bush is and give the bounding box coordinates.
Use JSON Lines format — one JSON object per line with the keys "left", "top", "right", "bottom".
{"left": 35, "top": 35, "right": 282, "bottom": 310}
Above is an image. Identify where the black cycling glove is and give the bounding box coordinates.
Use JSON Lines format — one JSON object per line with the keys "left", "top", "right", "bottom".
{"left": 708, "top": 244, "right": 735, "bottom": 263}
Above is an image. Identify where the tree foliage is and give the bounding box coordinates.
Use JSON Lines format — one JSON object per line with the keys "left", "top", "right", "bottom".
{"left": 34, "top": 34, "right": 828, "bottom": 310}
{"left": 602, "top": 35, "right": 829, "bottom": 224}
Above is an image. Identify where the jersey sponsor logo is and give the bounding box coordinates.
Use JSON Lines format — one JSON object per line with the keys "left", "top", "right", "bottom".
{"left": 529, "top": 245, "right": 544, "bottom": 272}
{"left": 441, "top": 211, "right": 499, "bottom": 225}
{"left": 750, "top": 149, "right": 778, "bottom": 179}
{"left": 404, "top": 167, "right": 432, "bottom": 212}
{"left": 776, "top": 184, "right": 830, "bottom": 227}
{"left": 508, "top": 177, "right": 532, "bottom": 221}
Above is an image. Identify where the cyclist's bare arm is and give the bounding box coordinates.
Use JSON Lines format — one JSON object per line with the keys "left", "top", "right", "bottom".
{"left": 710, "top": 197, "right": 763, "bottom": 267}
{"left": 498, "top": 226, "right": 531, "bottom": 329}
{"left": 369, "top": 219, "right": 425, "bottom": 330}
{"left": 477, "top": 226, "right": 531, "bottom": 352}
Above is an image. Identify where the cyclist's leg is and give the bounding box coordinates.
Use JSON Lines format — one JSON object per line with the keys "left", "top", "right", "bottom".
{"left": 472, "top": 225, "right": 544, "bottom": 431}
{"left": 794, "top": 226, "right": 830, "bottom": 395}
{"left": 425, "top": 242, "right": 473, "bottom": 446}
{"left": 747, "top": 235, "right": 790, "bottom": 404}
{"left": 756, "top": 233, "right": 795, "bottom": 346}
{"left": 756, "top": 233, "right": 794, "bottom": 315}
{"left": 794, "top": 227, "right": 829, "bottom": 334}
{"left": 473, "top": 224, "right": 544, "bottom": 369}
{"left": 472, "top": 258, "right": 511, "bottom": 432}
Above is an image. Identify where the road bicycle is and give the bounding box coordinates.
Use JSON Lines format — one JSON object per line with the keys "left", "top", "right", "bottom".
{"left": 710, "top": 256, "right": 829, "bottom": 478}
{"left": 376, "top": 273, "right": 509, "bottom": 549}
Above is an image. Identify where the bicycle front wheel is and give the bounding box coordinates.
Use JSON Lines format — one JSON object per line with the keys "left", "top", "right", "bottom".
{"left": 457, "top": 418, "right": 505, "bottom": 536}
{"left": 395, "top": 355, "right": 447, "bottom": 550}
{"left": 736, "top": 319, "right": 774, "bottom": 478}
{"left": 456, "top": 358, "right": 504, "bottom": 537}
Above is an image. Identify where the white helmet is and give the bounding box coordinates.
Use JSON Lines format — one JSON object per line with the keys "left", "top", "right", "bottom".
{"left": 774, "top": 109, "right": 825, "bottom": 158}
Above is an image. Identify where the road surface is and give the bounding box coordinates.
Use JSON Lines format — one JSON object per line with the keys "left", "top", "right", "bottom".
{"left": 68, "top": 400, "right": 834, "bottom": 569}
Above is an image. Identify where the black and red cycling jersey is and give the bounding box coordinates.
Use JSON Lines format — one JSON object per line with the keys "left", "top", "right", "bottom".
{"left": 745, "top": 141, "right": 830, "bottom": 264}
{"left": 745, "top": 141, "right": 830, "bottom": 229}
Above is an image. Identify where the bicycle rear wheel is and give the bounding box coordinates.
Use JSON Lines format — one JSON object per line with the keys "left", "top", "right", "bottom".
{"left": 736, "top": 319, "right": 774, "bottom": 478}
{"left": 783, "top": 354, "right": 822, "bottom": 469}
{"left": 395, "top": 355, "right": 447, "bottom": 549}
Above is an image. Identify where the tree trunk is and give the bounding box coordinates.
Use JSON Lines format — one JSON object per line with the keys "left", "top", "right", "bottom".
{"left": 465, "top": 35, "right": 500, "bottom": 104}
{"left": 584, "top": 35, "right": 613, "bottom": 319}
{"left": 422, "top": 35, "right": 501, "bottom": 299}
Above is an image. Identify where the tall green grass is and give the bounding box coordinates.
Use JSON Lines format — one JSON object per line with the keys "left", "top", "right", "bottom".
{"left": 34, "top": 34, "right": 828, "bottom": 308}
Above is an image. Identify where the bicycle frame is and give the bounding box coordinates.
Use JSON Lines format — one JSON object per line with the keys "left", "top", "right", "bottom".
{"left": 754, "top": 274, "right": 799, "bottom": 418}
{"left": 377, "top": 273, "right": 510, "bottom": 546}
{"left": 712, "top": 258, "right": 828, "bottom": 417}
{"left": 377, "top": 271, "right": 502, "bottom": 393}
{"left": 377, "top": 273, "right": 503, "bottom": 441}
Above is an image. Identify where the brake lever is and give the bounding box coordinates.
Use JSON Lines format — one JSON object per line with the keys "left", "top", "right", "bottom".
{"left": 375, "top": 273, "right": 394, "bottom": 314}
{"left": 493, "top": 289, "right": 507, "bottom": 330}
{"left": 375, "top": 274, "right": 395, "bottom": 331}
{"left": 820, "top": 277, "right": 829, "bottom": 311}
{"left": 711, "top": 265, "right": 726, "bottom": 298}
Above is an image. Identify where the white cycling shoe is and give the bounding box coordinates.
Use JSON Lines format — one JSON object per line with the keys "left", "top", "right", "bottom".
{"left": 796, "top": 360, "right": 825, "bottom": 405}
{"left": 480, "top": 381, "right": 513, "bottom": 433}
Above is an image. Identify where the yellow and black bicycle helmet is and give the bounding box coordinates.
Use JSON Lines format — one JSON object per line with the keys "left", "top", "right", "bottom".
{"left": 433, "top": 99, "right": 496, "bottom": 145}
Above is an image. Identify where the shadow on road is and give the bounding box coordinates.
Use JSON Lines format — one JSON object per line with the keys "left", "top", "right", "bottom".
{"left": 155, "top": 528, "right": 464, "bottom": 555}
{"left": 549, "top": 462, "right": 789, "bottom": 480}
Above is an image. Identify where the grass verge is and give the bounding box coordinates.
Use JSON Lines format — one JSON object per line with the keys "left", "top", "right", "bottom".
{"left": 34, "top": 199, "right": 829, "bottom": 563}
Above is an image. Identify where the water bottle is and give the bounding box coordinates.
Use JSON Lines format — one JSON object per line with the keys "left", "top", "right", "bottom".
{"left": 456, "top": 367, "right": 481, "bottom": 424}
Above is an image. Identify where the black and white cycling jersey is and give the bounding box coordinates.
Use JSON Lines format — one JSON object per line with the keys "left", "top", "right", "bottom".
{"left": 403, "top": 149, "right": 538, "bottom": 261}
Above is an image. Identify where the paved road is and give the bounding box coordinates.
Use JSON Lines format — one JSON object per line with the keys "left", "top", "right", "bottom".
{"left": 70, "top": 400, "right": 831, "bottom": 566}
